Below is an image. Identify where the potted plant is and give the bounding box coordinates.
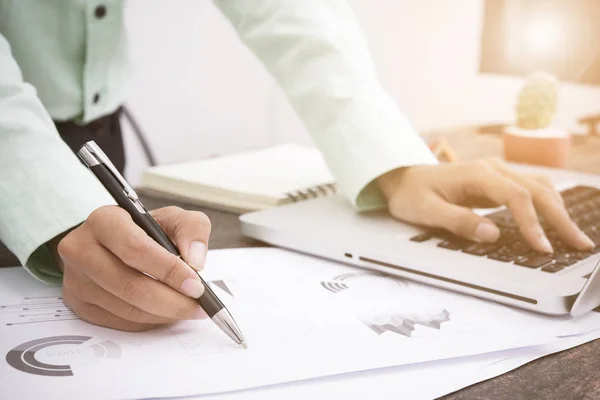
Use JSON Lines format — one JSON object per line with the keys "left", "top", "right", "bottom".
{"left": 504, "top": 71, "right": 570, "bottom": 168}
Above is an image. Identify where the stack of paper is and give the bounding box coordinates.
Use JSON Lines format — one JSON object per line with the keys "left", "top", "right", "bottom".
{"left": 1, "top": 248, "right": 599, "bottom": 399}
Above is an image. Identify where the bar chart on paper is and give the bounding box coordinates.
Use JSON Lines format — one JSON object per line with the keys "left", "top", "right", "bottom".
{"left": 1, "top": 295, "right": 77, "bottom": 326}
{"left": 1, "top": 279, "right": 235, "bottom": 328}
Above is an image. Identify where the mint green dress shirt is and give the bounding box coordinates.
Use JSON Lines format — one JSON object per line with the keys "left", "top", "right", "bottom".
{"left": 0, "top": 0, "right": 437, "bottom": 283}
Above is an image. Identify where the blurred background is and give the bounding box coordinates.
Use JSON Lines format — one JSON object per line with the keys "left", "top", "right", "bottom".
{"left": 121, "top": 0, "right": 600, "bottom": 185}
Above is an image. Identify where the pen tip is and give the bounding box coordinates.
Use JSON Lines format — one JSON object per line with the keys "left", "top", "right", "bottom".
{"left": 241, "top": 342, "right": 248, "bottom": 349}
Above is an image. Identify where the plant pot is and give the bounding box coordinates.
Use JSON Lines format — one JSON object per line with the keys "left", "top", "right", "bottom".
{"left": 503, "top": 126, "right": 570, "bottom": 168}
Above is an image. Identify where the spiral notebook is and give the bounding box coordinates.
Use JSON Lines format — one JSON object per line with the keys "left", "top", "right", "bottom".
{"left": 139, "top": 144, "right": 337, "bottom": 213}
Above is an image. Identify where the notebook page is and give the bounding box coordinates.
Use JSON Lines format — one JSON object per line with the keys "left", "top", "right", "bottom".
{"left": 145, "top": 144, "right": 336, "bottom": 199}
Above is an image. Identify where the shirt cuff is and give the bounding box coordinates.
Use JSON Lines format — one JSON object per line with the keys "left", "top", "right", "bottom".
{"left": 314, "top": 88, "right": 438, "bottom": 211}
{"left": 26, "top": 244, "right": 65, "bottom": 285}
{"left": 20, "top": 190, "right": 114, "bottom": 285}
{"left": 1, "top": 150, "right": 115, "bottom": 284}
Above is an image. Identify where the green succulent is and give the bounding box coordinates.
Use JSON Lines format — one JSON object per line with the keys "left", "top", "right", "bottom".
{"left": 516, "top": 71, "right": 559, "bottom": 130}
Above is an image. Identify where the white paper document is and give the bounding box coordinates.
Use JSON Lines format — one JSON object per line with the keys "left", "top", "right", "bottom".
{"left": 1, "top": 248, "right": 600, "bottom": 399}
{"left": 188, "top": 329, "right": 600, "bottom": 400}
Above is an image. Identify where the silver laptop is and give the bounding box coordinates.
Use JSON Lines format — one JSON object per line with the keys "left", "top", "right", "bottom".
{"left": 240, "top": 164, "right": 600, "bottom": 316}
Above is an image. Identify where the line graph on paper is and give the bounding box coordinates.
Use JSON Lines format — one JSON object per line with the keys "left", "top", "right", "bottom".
{"left": 319, "top": 271, "right": 459, "bottom": 339}
{"left": 360, "top": 309, "right": 451, "bottom": 338}
{"left": 0, "top": 295, "right": 78, "bottom": 327}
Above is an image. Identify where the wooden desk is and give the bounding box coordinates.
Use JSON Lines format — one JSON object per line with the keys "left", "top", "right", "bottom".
{"left": 426, "top": 126, "right": 600, "bottom": 175}
{"left": 1, "top": 128, "right": 600, "bottom": 399}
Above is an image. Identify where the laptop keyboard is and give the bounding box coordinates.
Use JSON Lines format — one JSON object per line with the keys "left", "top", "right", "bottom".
{"left": 410, "top": 185, "right": 600, "bottom": 273}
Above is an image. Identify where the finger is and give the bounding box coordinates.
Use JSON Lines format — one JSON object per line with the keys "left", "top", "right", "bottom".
{"left": 87, "top": 206, "right": 205, "bottom": 299}
{"left": 66, "top": 272, "right": 183, "bottom": 325}
{"left": 462, "top": 168, "right": 553, "bottom": 253}
{"left": 486, "top": 159, "right": 564, "bottom": 205}
{"left": 487, "top": 162, "right": 593, "bottom": 250}
{"left": 79, "top": 242, "right": 207, "bottom": 320}
{"left": 528, "top": 175, "right": 564, "bottom": 205}
{"left": 71, "top": 300, "right": 157, "bottom": 332}
{"left": 151, "top": 207, "right": 211, "bottom": 271}
{"left": 415, "top": 195, "right": 501, "bottom": 243}
{"left": 532, "top": 194, "right": 595, "bottom": 250}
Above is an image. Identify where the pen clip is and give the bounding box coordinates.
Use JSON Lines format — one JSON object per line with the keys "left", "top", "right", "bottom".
{"left": 78, "top": 141, "right": 140, "bottom": 203}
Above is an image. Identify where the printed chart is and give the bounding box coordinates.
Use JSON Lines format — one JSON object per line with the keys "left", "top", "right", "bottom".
{"left": 319, "top": 271, "right": 457, "bottom": 339}
{"left": 5, "top": 335, "right": 121, "bottom": 377}
{"left": 1, "top": 296, "right": 77, "bottom": 327}
{"left": 320, "top": 271, "right": 407, "bottom": 295}
{"left": 210, "top": 280, "right": 234, "bottom": 297}
{"left": 361, "top": 309, "right": 451, "bottom": 338}
{"left": 0, "top": 249, "right": 569, "bottom": 400}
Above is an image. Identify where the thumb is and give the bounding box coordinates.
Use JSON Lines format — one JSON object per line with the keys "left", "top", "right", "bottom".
{"left": 150, "top": 207, "right": 211, "bottom": 271}
{"left": 422, "top": 196, "right": 501, "bottom": 243}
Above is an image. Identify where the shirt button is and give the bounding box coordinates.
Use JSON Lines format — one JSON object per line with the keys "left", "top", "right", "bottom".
{"left": 93, "top": 93, "right": 101, "bottom": 104}
{"left": 95, "top": 5, "right": 107, "bottom": 19}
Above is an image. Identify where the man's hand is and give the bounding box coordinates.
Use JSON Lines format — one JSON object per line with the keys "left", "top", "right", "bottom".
{"left": 377, "top": 158, "right": 595, "bottom": 254}
{"left": 54, "top": 206, "right": 211, "bottom": 332}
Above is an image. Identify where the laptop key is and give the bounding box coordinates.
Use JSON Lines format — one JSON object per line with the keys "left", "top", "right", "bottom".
{"left": 515, "top": 254, "right": 553, "bottom": 268}
{"left": 463, "top": 243, "right": 500, "bottom": 256}
{"left": 551, "top": 241, "right": 569, "bottom": 253}
{"left": 438, "top": 240, "right": 468, "bottom": 250}
{"left": 553, "top": 254, "right": 578, "bottom": 266}
{"left": 542, "top": 262, "right": 565, "bottom": 273}
{"left": 571, "top": 252, "right": 592, "bottom": 261}
{"left": 410, "top": 233, "right": 432, "bottom": 243}
{"left": 558, "top": 258, "right": 578, "bottom": 267}
{"left": 488, "top": 252, "right": 516, "bottom": 262}
{"left": 506, "top": 243, "right": 534, "bottom": 257}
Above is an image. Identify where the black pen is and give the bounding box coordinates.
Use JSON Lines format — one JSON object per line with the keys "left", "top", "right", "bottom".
{"left": 78, "top": 141, "right": 246, "bottom": 348}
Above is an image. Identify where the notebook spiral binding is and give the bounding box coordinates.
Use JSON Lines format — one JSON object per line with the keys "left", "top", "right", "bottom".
{"left": 286, "top": 183, "right": 337, "bottom": 202}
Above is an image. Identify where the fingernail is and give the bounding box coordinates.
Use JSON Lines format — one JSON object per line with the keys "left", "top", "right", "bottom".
{"left": 180, "top": 278, "right": 205, "bottom": 299}
{"left": 474, "top": 222, "right": 500, "bottom": 243}
{"left": 579, "top": 231, "right": 595, "bottom": 249}
{"left": 539, "top": 235, "right": 554, "bottom": 254}
{"left": 188, "top": 241, "right": 207, "bottom": 270}
{"left": 193, "top": 307, "right": 208, "bottom": 320}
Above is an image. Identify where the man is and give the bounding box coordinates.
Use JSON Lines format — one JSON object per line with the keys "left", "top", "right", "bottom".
{"left": 0, "top": 1, "right": 594, "bottom": 332}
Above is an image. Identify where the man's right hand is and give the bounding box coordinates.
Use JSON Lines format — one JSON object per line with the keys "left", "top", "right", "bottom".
{"left": 377, "top": 159, "right": 595, "bottom": 253}
{"left": 54, "top": 205, "right": 212, "bottom": 332}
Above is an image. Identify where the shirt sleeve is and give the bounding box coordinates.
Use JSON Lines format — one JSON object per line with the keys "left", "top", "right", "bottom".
{"left": 214, "top": 0, "right": 438, "bottom": 210}
{"left": 0, "top": 34, "right": 114, "bottom": 283}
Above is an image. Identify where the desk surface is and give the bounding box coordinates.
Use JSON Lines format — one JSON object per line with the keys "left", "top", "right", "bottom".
{"left": 2, "top": 128, "right": 600, "bottom": 399}
{"left": 2, "top": 194, "right": 600, "bottom": 399}
{"left": 426, "top": 126, "right": 600, "bottom": 174}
